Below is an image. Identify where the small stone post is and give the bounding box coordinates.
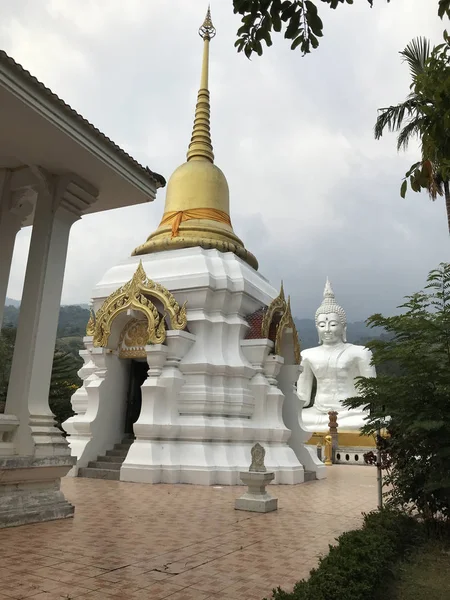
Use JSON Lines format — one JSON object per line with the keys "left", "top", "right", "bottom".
{"left": 235, "top": 443, "right": 278, "bottom": 513}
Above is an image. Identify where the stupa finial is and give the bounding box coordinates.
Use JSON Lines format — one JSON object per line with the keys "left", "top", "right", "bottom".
{"left": 199, "top": 5, "right": 216, "bottom": 41}
{"left": 186, "top": 5, "right": 216, "bottom": 163}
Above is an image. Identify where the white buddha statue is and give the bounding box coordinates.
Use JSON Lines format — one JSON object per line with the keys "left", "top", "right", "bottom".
{"left": 297, "top": 279, "right": 376, "bottom": 432}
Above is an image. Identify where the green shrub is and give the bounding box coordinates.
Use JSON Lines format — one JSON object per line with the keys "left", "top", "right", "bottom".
{"left": 344, "top": 263, "right": 450, "bottom": 522}
{"left": 267, "top": 510, "right": 423, "bottom": 600}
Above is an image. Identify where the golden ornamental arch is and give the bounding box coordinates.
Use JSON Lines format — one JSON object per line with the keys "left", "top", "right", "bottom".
{"left": 260, "top": 283, "right": 301, "bottom": 365}
{"left": 275, "top": 297, "right": 301, "bottom": 365}
{"left": 261, "top": 282, "right": 285, "bottom": 339}
{"left": 88, "top": 262, "right": 187, "bottom": 348}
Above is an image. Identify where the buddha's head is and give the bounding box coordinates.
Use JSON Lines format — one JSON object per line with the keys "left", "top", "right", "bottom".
{"left": 316, "top": 312, "right": 346, "bottom": 345}
{"left": 314, "top": 279, "right": 347, "bottom": 345}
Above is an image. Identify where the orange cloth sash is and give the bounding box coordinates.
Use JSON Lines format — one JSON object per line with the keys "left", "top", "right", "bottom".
{"left": 159, "top": 209, "right": 231, "bottom": 238}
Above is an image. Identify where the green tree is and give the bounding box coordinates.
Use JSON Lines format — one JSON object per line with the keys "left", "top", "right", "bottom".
{"left": 375, "top": 36, "right": 450, "bottom": 233}
{"left": 0, "top": 327, "right": 81, "bottom": 426}
{"left": 344, "top": 263, "right": 450, "bottom": 522}
{"left": 233, "top": 1, "right": 450, "bottom": 59}
{"left": 0, "top": 327, "right": 16, "bottom": 411}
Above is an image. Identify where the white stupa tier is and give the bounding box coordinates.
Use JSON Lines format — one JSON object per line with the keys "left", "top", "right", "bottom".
{"left": 64, "top": 248, "right": 325, "bottom": 484}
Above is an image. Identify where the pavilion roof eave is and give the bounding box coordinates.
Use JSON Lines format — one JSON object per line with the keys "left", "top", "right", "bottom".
{"left": 0, "top": 50, "right": 166, "bottom": 215}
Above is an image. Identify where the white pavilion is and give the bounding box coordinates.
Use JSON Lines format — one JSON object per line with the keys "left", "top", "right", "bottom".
{"left": 0, "top": 49, "right": 165, "bottom": 527}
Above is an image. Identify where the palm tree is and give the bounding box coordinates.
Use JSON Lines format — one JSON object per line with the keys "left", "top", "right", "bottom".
{"left": 374, "top": 37, "right": 450, "bottom": 234}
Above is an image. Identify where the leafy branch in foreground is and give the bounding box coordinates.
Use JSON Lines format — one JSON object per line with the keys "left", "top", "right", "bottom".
{"left": 233, "top": 1, "right": 450, "bottom": 59}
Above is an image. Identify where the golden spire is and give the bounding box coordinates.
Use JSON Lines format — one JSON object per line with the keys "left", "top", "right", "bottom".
{"left": 132, "top": 6, "right": 258, "bottom": 271}
{"left": 186, "top": 6, "right": 215, "bottom": 163}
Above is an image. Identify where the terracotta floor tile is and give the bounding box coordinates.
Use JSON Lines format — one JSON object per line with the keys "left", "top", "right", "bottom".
{"left": 0, "top": 466, "right": 377, "bottom": 599}
{"left": 0, "top": 575, "right": 60, "bottom": 598}
{"left": 128, "top": 581, "right": 187, "bottom": 599}
{"left": 163, "top": 589, "right": 210, "bottom": 600}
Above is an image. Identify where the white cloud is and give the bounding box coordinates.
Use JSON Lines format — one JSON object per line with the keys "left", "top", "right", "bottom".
{"left": 3, "top": 0, "right": 448, "bottom": 320}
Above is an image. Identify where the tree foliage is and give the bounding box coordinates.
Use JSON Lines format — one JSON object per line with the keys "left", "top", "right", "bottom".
{"left": 344, "top": 263, "right": 450, "bottom": 522}
{"left": 0, "top": 327, "right": 81, "bottom": 426}
{"left": 233, "top": 1, "right": 450, "bottom": 59}
{"left": 0, "top": 327, "right": 15, "bottom": 413}
{"left": 49, "top": 346, "right": 80, "bottom": 427}
{"left": 375, "top": 35, "right": 450, "bottom": 233}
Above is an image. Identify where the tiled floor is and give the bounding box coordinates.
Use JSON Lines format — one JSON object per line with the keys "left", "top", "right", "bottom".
{"left": 0, "top": 466, "right": 377, "bottom": 600}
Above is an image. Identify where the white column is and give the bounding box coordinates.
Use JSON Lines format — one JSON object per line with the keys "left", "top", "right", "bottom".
{"left": 0, "top": 170, "right": 33, "bottom": 327}
{"left": 5, "top": 171, "right": 97, "bottom": 457}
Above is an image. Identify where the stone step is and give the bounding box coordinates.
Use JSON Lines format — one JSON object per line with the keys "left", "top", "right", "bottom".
{"left": 78, "top": 468, "right": 120, "bottom": 481}
{"left": 88, "top": 461, "right": 123, "bottom": 470}
{"left": 105, "top": 449, "right": 129, "bottom": 457}
{"left": 96, "top": 454, "right": 126, "bottom": 463}
{"left": 121, "top": 438, "right": 135, "bottom": 445}
{"left": 114, "top": 443, "right": 134, "bottom": 451}
{"left": 304, "top": 470, "right": 316, "bottom": 482}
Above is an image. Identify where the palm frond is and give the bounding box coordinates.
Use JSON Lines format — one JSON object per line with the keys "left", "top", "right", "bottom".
{"left": 400, "top": 37, "right": 431, "bottom": 78}
{"left": 397, "top": 118, "right": 425, "bottom": 151}
{"left": 374, "top": 99, "right": 420, "bottom": 139}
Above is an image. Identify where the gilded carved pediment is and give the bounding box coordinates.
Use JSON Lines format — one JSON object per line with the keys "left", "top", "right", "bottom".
{"left": 261, "top": 282, "right": 285, "bottom": 340}
{"left": 89, "top": 261, "right": 187, "bottom": 348}
{"left": 275, "top": 296, "right": 300, "bottom": 365}
{"left": 117, "top": 318, "right": 148, "bottom": 359}
{"left": 259, "top": 283, "right": 301, "bottom": 365}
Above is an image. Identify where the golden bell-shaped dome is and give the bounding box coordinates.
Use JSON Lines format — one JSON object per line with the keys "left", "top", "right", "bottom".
{"left": 132, "top": 7, "right": 258, "bottom": 271}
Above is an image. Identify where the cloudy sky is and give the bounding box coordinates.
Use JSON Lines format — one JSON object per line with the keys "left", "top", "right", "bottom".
{"left": 2, "top": 0, "right": 448, "bottom": 321}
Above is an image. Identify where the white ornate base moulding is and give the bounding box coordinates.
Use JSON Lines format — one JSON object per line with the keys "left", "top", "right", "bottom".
{"left": 64, "top": 247, "right": 326, "bottom": 485}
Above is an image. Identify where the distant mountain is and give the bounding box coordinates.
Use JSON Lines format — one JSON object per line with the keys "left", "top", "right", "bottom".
{"left": 5, "top": 298, "right": 89, "bottom": 309}
{"left": 4, "top": 297, "right": 20, "bottom": 308}
{"left": 2, "top": 304, "right": 90, "bottom": 338}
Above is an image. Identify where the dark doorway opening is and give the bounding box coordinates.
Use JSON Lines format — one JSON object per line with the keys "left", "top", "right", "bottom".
{"left": 124, "top": 360, "right": 148, "bottom": 436}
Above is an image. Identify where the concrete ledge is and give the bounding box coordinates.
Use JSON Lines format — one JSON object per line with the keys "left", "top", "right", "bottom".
{"left": 0, "top": 455, "right": 76, "bottom": 528}
{"left": 335, "top": 447, "right": 373, "bottom": 466}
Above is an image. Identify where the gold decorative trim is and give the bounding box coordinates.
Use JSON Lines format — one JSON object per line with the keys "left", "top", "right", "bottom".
{"left": 118, "top": 318, "right": 148, "bottom": 358}
{"left": 261, "top": 282, "right": 285, "bottom": 339}
{"left": 86, "top": 307, "right": 95, "bottom": 336}
{"left": 274, "top": 297, "right": 301, "bottom": 365}
{"left": 137, "top": 262, "right": 187, "bottom": 330}
{"left": 119, "top": 349, "right": 147, "bottom": 359}
{"left": 92, "top": 262, "right": 187, "bottom": 348}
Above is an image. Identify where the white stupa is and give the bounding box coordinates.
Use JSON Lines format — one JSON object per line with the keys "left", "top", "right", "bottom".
{"left": 63, "top": 8, "right": 324, "bottom": 485}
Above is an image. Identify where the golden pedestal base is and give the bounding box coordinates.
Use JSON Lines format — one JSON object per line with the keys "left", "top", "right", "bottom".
{"left": 307, "top": 431, "right": 376, "bottom": 448}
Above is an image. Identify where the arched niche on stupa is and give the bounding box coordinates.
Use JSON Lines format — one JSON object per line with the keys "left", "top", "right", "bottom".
{"left": 244, "top": 283, "right": 301, "bottom": 366}
{"left": 86, "top": 261, "right": 188, "bottom": 356}
{"left": 274, "top": 299, "right": 300, "bottom": 366}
